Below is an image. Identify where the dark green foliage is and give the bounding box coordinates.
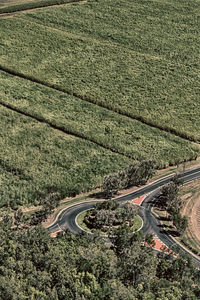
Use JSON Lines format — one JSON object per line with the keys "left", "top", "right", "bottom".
{"left": 94, "top": 200, "right": 119, "bottom": 211}
{"left": 102, "top": 160, "right": 156, "bottom": 197}
{"left": 29, "top": 193, "right": 60, "bottom": 226}
{"left": 145, "top": 233, "right": 156, "bottom": 248}
{"left": 102, "top": 174, "right": 121, "bottom": 199}
{"left": 157, "top": 182, "right": 180, "bottom": 210}
{"left": 0, "top": 214, "right": 199, "bottom": 299}
{"left": 109, "top": 224, "right": 144, "bottom": 256}
{"left": 85, "top": 202, "right": 138, "bottom": 232}
{"left": 171, "top": 174, "right": 184, "bottom": 186}
{"left": 125, "top": 160, "right": 156, "bottom": 187}
{"left": 156, "top": 176, "right": 188, "bottom": 235}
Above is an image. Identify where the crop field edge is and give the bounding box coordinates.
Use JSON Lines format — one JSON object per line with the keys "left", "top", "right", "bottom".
{"left": 0, "top": 66, "right": 199, "bottom": 146}
{"left": 1, "top": 67, "right": 199, "bottom": 169}
{"left": 0, "top": 0, "right": 86, "bottom": 15}
{"left": 0, "top": 100, "right": 134, "bottom": 160}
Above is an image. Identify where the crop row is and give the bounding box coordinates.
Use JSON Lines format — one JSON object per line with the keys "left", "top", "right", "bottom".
{"left": 0, "top": 105, "right": 130, "bottom": 208}
{"left": 25, "top": 0, "right": 200, "bottom": 67}
{"left": 1, "top": 70, "right": 199, "bottom": 168}
{"left": 0, "top": 0, "right": 83, "bottom": 14}
{"left": 0, "top": 6, "right": 199, "bottom": 142}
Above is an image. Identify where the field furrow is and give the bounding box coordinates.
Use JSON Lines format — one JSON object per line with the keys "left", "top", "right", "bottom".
{"left": 0, "top": 0, "right": 199, "bottom": 208}
{"left": 1, "top": 70, "right": 198, "bottom": 167}
{"left": 0, "top": 1, "right": 199, "bottom": 141}
{"left": 0, "top": 105, "right": 131, "bottom": 208}
{"left": 0, "top": 63, "right": 198, "bottom": 145}
{"left": 0, "top": 0, "right": 85, "bottom": 14}
{"left": 0, "top": 99, "right": 133, "bottom": 159}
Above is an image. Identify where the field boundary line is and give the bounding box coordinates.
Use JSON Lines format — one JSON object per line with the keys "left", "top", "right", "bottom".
{"left": 0, "top": 0, "right": 87, "bottom": 15}
{"left": 0, "top": 66, "right": 199, "bottom": 145}
{"left": 0, "top": 100, "right": 133, "bottom": 159}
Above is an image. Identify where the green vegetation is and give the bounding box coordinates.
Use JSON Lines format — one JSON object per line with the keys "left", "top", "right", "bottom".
{"left": 77, "top": 209, "right": 143, "bottom": 234}
{"left": 0, "top": 105, "right": 130, "bottom": 208}
{"left": 0, "top": 71, "right": 198, "bottom": 167}
{"left": 0, "top": 0, "right": 200, "bottom": 209}
{"left": 102, "top": 161, "right": 156, "bottom": 198}
{"left": 0, "top": 0, "right": 81, "bottom": 14}
{"left": 0, "top": 0, "right": 199, "bottom": 142}
{"left": 0, "top": 213, "right": 199, "bottom": 299}
{"left": 130, "top": 215, "right": 142, "bottom": 232}
{"left": 0, "top": 0, "right": 199, "bottom": 298}
{"left": 76, "top": 210, "right": 91, "bottom": 232}
{"left": 155, "top": 175, "right": 188, "bottom": 236}
{"left": 78, "top": 201, "right": 142, "bottom": 234}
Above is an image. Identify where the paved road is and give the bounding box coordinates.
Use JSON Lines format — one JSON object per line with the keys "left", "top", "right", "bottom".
{"left": 48, "top": 166, "right": 200, "bottom": 266}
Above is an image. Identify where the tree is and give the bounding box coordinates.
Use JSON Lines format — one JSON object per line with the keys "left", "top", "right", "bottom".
{"left": 102, "top": 174, "right": 121, "bottom": 199}
{"left": 145, "top": 233, "right": 156, "bottom": 248}
{"left": 116, "top": 202, "right": 138, "bottom": 225}
{"left": 173, "top": 214, "right": 188, "bottom": 235}
{"left": 119, "top": 244, "right": 157, "bottom": 287}
{"left": 125, "top": 160, "right": 156, "bottom": 187}
{"left": 94, "top": 200, "right": 119, "bottom": 211}
{"left": 171, "top": 174, "right": 184, "bottom": 186}
{"left": 29, "top": 192, "right": 60, "bottom": 225}
{"left": 102, "top": 161, "right": 156, "bottom": 198}
{"left": 109, "top": 224, "right": 144, "bottom": 256}
{"left": 94, "top": 209, "right": 117, "bottom": 229}
{"left": 14, "top": 209, "right": 26, "bottom": 229}
{"left": 156, "top": 182, "right": 179, "bottom": 210}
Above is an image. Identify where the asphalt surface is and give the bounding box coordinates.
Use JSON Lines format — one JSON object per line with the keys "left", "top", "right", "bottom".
{"left": 48, "top": 166, "right": 200, "bottom": 266}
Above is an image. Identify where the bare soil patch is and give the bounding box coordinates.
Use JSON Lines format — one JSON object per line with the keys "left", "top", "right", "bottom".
{"left": 180, "top": 179, "right": 200, "bottom": 252}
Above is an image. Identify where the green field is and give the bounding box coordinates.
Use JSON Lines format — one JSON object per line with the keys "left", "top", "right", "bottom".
{"left": 0, "top": 105, "right": 131, "bottom": 208}
{"left": 0, "top": 0, "right": 199, "bottom": 208}
{"left": 0, "top": 0, "right": 80, "bottom": 14}
{"left": 0, "top": 0, "right": 199, "bottom": 141}
{"left": 1, "top": 71, "right": 198, "bottom": 166}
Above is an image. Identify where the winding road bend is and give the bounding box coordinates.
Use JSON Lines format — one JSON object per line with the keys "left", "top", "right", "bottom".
{"left": 48, "top": 167, "right": 200, "bottom": 266}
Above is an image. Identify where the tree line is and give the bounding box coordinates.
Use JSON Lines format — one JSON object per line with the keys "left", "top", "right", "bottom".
{"left": 102, "top": 160, "right": 156, "bottom": 198}
{"left": 155, "top": 175, "right": 188, "bottom": 235}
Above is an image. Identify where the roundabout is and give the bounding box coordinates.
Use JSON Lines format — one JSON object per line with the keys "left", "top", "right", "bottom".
{"left": 75, "top": 206, "right": 143, "bottom": 235}
{"left": 48, "top": 167, "right": 200, "bottom": 267}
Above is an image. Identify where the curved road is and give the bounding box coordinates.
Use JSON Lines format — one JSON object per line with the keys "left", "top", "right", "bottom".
{"left": 48, "top": 167, "right": 200, "bottom": 266}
